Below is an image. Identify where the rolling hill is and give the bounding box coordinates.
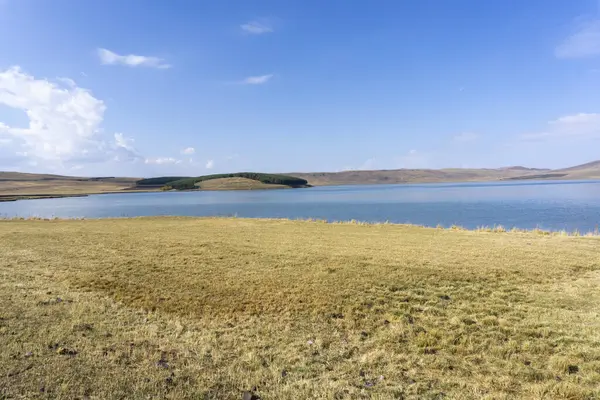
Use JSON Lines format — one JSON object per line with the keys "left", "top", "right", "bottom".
{"left": 1, "top": 160, "right": 599, "bottom": 201}
{"left": 289, "top": 166, "right": 551, "bottom": 186}
{"left": 502, "top": 160, "right": 600, "bottom": 181}
{"left": 0, "top": 173, "right": 141, "bottom": 201}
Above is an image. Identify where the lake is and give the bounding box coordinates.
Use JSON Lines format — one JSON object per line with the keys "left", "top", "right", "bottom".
{"left": 1, "top": 180, "right": 600, "bottom": 232}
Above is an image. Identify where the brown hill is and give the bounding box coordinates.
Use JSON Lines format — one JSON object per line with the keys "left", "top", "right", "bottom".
{"left": 503, "top": 160, "right": 600, "bottom": 181}
{"left": 1, "top": 160, "right": 599, "bottom": 200}
{"left": 0, "top": 172, "right": 140, "bottom": 200}
{"left": 291, "top": 167, "right": 550, "bottom": 186}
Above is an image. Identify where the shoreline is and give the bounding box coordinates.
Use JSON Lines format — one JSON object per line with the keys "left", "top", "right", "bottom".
{"left": 1, "top": 215, "right": 598, "bottom": 237}
{"left": 0, "top": 193, "right": 90, "bottom": 202}
{"left": 0, "top": 184, "right": 313, "bottom": 203}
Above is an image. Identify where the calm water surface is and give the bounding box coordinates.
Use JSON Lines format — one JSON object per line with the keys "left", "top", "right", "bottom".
{"left": 2, "top": 180, "right": 600, "bottom": 232}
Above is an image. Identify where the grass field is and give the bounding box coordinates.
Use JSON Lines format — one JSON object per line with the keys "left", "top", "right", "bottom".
{"left": 0, "top": 174, "right": 142, "bottom": 202}
{"left": 195, "top": 177, "right": 290, "bottom": 190}
{"left": 1, "top": 218, "right": 600, "bottom": 399}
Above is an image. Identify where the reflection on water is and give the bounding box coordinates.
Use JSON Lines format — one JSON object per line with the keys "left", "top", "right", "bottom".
{"left": 1, "top": 180, "right": 600, "bottom": 232}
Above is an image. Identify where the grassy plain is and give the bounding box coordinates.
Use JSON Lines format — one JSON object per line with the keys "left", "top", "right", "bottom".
{"left": 1, "top": 218, "right": 600, "bottom": 399}
{"left": 0, "top": 174, "right": 142, "bottom": 201}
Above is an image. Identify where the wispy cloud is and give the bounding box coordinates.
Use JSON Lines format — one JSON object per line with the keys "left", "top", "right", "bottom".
{"left": 521, "top": 112, "right": 600, "bottom": 140}
{"left": 206, "top": 159, "right": 215, "bottom": 169}
{"left": 97, "top": 48, "right": 171, "bottom": 69}
{"left": 241, "top": 74, "right": 273, "bottom": 85}
{"left": 181, "top": 147, "right": 195, "bottom": 155}
{"left": 113, "top": 133, "right": 142, "bottom": 161}
{"left": 453, "top": 132, "right": 479, "bottom": 142}
{"left": 145, "top": 157, "right": 181, "bottom": 165}
{"left": 555, "top": 18, "right": 600, "bottom": 59}
{"left": 241, "top": 74, "right": 274, "bottom": 85}
{"left": 241, "top": 21, "right": 273, "bottom": 35}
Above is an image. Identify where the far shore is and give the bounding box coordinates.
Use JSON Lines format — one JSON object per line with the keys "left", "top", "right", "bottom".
{"left": 3, "top": 176, "right": 600, "bottom": 203}
{"left": 2, "top": 162, "right": 600, "bottom": 203}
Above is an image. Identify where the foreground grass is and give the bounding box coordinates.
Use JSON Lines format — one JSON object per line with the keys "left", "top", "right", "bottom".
{"left": 1, "top": 218, "right": 600, "bottom": 399}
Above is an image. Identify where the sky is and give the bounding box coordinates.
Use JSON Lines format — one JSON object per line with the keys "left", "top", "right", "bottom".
{"left": 0, "top": 0, "right": 600, "bottom": 177}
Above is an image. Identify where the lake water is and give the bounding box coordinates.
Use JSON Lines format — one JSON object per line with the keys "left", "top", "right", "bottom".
{"left": 1, "top": 180, "right": 600, "bottom": 232}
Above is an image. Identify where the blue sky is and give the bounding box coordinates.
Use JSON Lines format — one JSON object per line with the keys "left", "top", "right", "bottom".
{"left": 1, "top": 0, "right": 599, "bottom": 177}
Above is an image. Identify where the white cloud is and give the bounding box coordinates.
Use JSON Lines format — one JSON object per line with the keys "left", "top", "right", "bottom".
{"left": 0, "top": 66, "right": 141, "bottom": 170}
{"left": 521, "top": 112, "right": 600, "bottom": 140}
{"left": 57, "top": 77, "right": 76, "bottom": 87}
{"left": 145, "top": 157, "right": 181, "bottom": 165}
{"left": 97, "top": 48, "right": 171, "bottom": 69}
{"left": 241, "top": 21, "right": 273, "bottom": 35}
{"left": 114, "top": 132, "right": 136, "bottom": 152}
{"left": 113, "top": 132, "right": 142, "bottom": 161}
{"left": 205, "top": 159, "right": 214, "bottom": 169}
{"left": 555, "top": 18, "right": 600, "bottom": 59}
{"left": 453, "top": 132, "right": 479, "bottom": 142}
{"left": 181, "top": 147, "right": 195, "bottom": 155}
{"left": 242, "top": 74, "right": 273, "bottom": 85}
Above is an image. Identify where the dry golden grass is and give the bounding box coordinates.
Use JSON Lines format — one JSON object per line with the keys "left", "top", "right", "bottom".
{"left": 1, "top": 218, "right": 600, "bottom": 399}
{"left": 0, "top": 179, "right": 138, "bottom": 196}
{"left": 196, "top": 177, "right": 289, "bottom": 190}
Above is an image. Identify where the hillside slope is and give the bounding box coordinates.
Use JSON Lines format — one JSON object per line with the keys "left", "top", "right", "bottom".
{"left": 0, "top": 173, "right": 140, "bottom": 200}
{"left": 195, "top": 177, "right": 289, "bottom": 190}
{"left": 291, "top": 167, "right": 550, "bottom": 186}
{"left": 503, "top": 160, "right": 600, "bottom": 181}
{"left": 553, "top": 160, "right": 600, "bottom": 179}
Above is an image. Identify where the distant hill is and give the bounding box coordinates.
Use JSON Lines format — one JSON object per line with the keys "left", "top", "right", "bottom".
{"left": 289, "top": 167, "right": 552, "bottom": 186}
{"left": 0, "top": 172, "right": 140, "bottom": 201}
{"left": 0, "top": 171, "right": 138, "bottom": 183}
{"left": 503, "top": 160, "right": 600, "bottom": 181}
{"left": 1, "top": 160, "right": 599, "bottom": 201}
{"left": 497, "top": 166, "right": 549, "bottom": 172}
{"left": 0, "top": 171, "right": 84, "bottom": 181}
{"left": 556, "top": 160, "right": 600, "bottom": 171}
